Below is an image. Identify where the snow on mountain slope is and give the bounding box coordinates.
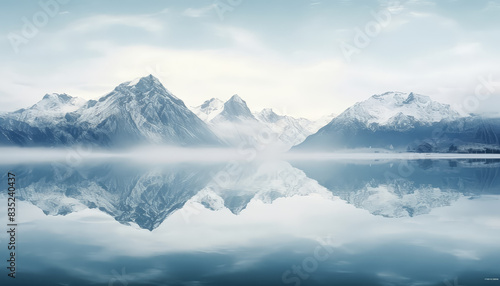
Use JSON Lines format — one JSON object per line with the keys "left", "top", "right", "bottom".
{"left": 72, "top": 75, "right": 222, "bottom": 146}
{"left": 336, "top": 92, "right": 461, "bottom": 129}
{"left": 76, "top": 75, "right": 186, "bottom": 126}
{"left": 307, "top": 113, "right": 337, "bottom": 133}
{"left": 191, "top": 95, "right": 336, "bottom": 149}
{"left": 294, "top": 91, "right": 476, "bottom": 150}
{"left": 191, "top": 98, "right": 224, "bottom": 122}
{"left": 9, "top": 93, "right": 86, "bottom": 126}
{"left": 199, "top": 95, "right": 278, "bottom": 148}
{"left": 211, "top": 94, "right": 256, "bottom": 123}
{"left": 255, "top": 108, "right": 317, "bottom": 147}
{"left": 0, "top": 75, "right": 222, "bottom": 147}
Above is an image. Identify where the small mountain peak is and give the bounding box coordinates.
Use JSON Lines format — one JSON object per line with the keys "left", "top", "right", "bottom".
{"left": 193, "top": 98, "right": 225, "bottom": 122}
{"left": 42, "top": 93, "right": 54, "bottom": 100}
{"left": 224, "top": 94, "right": 250, "bottom": 110}
{"left": 259, "top": 108, "right": 281, "bottom": 119}
{"left": 142, "top": 74, "right": 161, "bottom": 83}
{"left": 20, "top": 93, "right": 86, "bottom": 116}
{"left": 261, "top": 108, "right": 275, "bottom": 114}
{"left": 127, "top": 74, "right": 162, "bottom": 87}
{"left": 372, "top": 91, "right": 406, "bottom": 100}
{"left": 211, "top": 94, "right": 255, "bottom": 122}
{"left": 201, "top": 98, "right": 223, "bottom": 109}
{"left": 257, "top": 108, "right": 282, "bottom": 123}
{"left": 228, "top": 94, "right": 244, "bottom": 103}
{"left": 403, "top": 92, "right": 431, "bottom": 104}
{"left": 42, "top": 93, "right": 72, "bottom": 102}
{"left": 403, "top": 92, "right": 415, "bottom": 104}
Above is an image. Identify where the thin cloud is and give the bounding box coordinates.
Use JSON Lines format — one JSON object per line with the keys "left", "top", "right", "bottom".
{"left": 68, "top": 14, "right": 165, "bottom": 33}
{"left": 182, "top": 5, "right": 215, "bottom": 18}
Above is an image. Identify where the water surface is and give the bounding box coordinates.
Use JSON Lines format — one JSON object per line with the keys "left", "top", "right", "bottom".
{"left": 1, "top": 156, "right": 499, "bottom": 286}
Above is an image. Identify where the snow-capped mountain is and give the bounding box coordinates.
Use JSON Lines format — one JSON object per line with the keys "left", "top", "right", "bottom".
{"left": 0, "top": 75, "right": 221, "bottom": 147}
{"left": 335, "top": 92, "right": 461, "bottom": 130}
{"left": 295, "top": 91, "right": 500, "bottom": 151}
{"left": 192, "top": 94, "right": 268, "bottom": 148}
{"left": 8, "top": 93, "right": 87, "bottom": 127}
{"left": 70, "top": 75, "right": 221, "bottom": 146}
{"left": 191, "top": 96, "right": 335, "bottom": 149}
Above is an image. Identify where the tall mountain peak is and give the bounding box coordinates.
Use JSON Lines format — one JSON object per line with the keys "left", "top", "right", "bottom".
{"left": 67, "top": 76, "right": 222, "bottom": 146}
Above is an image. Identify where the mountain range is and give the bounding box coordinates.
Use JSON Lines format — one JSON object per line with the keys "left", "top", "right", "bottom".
{"left": 294, "top": 92, "right": 500, "bottom": 152}
{"left": 1, "top": 76, "right": 499, "bottom": 152}
{"left": 190, "top": 94, "right": 333, "bottom": 149}
{"left": 0, "top": 75, "right": 220, "bottom": 147}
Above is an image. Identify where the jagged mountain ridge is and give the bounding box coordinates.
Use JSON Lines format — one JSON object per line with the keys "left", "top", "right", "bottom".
{"left": 336, "top": 92, "right": 461, "bottom": 129}
{"left": 2, "top": 82, "right": 499, "bottom": 151}
{"left": 191, "top": 95, "right": 334, "bottom": 149}
{"left": 0, "top": 75, "right": 221, "bottom": 147}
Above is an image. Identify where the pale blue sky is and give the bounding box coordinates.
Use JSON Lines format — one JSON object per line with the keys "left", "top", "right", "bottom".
{"left": 1, "top": 0, "right": 499, "bottom": 118}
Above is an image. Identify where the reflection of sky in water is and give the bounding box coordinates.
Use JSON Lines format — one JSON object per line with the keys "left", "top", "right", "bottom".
{"left": 1, "top": 159, "right": 499, "bottom": 286}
